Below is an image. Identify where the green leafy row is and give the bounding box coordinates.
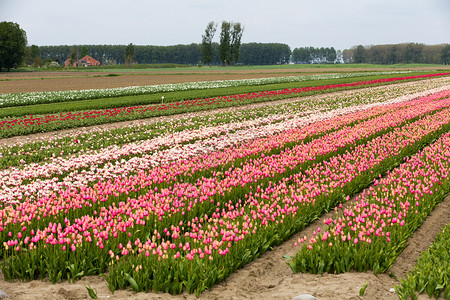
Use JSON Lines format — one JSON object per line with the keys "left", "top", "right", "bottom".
{"left": 396, "top": 223, "right": 450, "bottom": 300}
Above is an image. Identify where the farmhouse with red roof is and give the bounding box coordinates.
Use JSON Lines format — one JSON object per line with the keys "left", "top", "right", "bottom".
{"left": 65, "top": 55, "right": 101, "bottom": 67}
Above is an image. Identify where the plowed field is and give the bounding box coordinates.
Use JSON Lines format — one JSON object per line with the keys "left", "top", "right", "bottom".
{"left": 2, "top": 66, "right": 449, "bottom": 93}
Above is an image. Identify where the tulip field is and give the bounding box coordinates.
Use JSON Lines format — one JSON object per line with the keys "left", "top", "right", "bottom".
{"left": 1, "top": 72, "right": 450, "bottom": 299}
{"left": 1, "top": 72, "right": 449, "bottom": 138}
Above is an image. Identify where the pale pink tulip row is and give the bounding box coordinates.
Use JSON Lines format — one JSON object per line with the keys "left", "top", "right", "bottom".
{"left": 301, "top": 131, "right": 450, "bottom": 252}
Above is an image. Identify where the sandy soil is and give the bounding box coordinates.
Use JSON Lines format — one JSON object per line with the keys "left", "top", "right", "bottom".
{"left": 1, "top": 189, "right": 448, "bottom": 300}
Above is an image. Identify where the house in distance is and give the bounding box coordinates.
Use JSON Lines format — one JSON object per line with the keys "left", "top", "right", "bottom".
{"left": 64, "top": 55, "right": 101, "bottom": 67}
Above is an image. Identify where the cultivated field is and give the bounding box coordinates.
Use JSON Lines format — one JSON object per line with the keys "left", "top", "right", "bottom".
{"left": 0, "top": 66, "right": 449, "bottom": 300}
{"left": 2, "top": 64, "right": 450, "bottom": 93}
{"left": 0, "top": 72, "right": 297, "bottom": 94}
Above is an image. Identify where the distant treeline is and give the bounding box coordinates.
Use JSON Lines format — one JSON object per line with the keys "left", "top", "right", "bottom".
{"left": 38, "top": 43, "right": 293, "bottom": 66}
{"left": 38, "top": 42, "right": 450, "bottom": 66}
{"left": 292, "top": 47, "right": 337, "bottom": 64}
{"left": 342, "top": 43, "right": 450, "bottom": 64}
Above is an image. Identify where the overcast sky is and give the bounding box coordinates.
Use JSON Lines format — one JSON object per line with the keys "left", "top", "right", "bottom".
{"left": 0, "top": 0, "right": 449, "bottom": 50}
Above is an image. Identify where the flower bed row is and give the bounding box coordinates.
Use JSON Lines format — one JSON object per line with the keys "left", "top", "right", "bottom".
{"left": 1, "top": 73, "right": 448, "bottom": 138}
{"left": 1, "top": 95, "right": 450, "bottom": 295}
{"left": 101, "top": 110, "right": 450, "bottom": 294}
{"left": 395, "top": 223, "right": 450, "bottom": 300}
{"left": 288, "top": 131, "right": 450, "bottom": 277}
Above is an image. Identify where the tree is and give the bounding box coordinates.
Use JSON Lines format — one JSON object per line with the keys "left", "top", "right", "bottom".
{"left": 292, "top": 47, "right": 335, "bottom": 64}
{"left": 0, "top": 21, "right": 27, "bottom": 71}
{"left": 342, "top": 49, "right": 353, "bottom": 63}
{"left": 201, "top": 21, "right": 217, "bottom": 65}
{"left": 238, "top": 43, "right": 290, "bottom": 65}
{"left": 218, "top": 21, "right": 231, "bottom": 66}
{"left": 230, "top": 22, "right": 244, "bottom": 65}
{"left": 389, "top": 45, "right": 398, "bottom": 64}
{"left": 80, "top": 45, "right": 89, "bottom": 57}
{"left": 125, "top": 43, "right": 135, "bottom": 64}
{"left": 353, "top": 45, "right": 366, "bottom": 63}
{"left": 442, "top": 44, "right": 450, "bottom": 65}
{"left": 336, "top": 50, "right": 342, "bottom": 63}
{"left": 292, "top": 47, "right": 311, "bottom": 64}
{"left": 421, "top": 45, "right": 442, "bottom": 64}
{"left": 68, "top": 47, "right": 78, "bottom": 67}
{"left": 326, "top": 47, "right": 336, "bottom": 63}
{"left": 404, "top": 43, "right": 424, "bottom": 63}
{"left": 25, "top": 44, "right": 42, "bottom": 66}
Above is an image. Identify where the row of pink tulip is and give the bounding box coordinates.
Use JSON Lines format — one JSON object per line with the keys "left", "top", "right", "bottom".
{"left": 101, "top": 96, "right": 450, "bottom": 293}
{"left": 146, "top": 104, "right": 450, "bottom": 251}
{"left": 289, "top": 128, "right": 450, "bottom": 275}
